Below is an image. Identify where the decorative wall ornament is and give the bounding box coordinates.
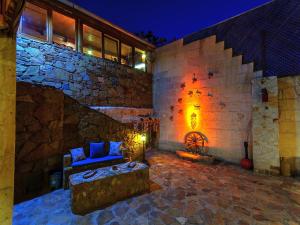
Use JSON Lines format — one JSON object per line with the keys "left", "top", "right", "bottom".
{"left": 178, "top": 98, "right": 183, "bottom": 103}
{"left": 191, "top": 113, "right": 197, "bottom": 129}
{"left": 207, "top": 92, "right": 213, "bottom": 97}
{"left": 178, "top": 109, "right": 183, "bottom": 114}
{"left": 219, "top": 101, "right": 226, "bottom": 108}
{"left": 192, "top": 73, "right": 197, "bottom": 83}
{"left": 196, "top": 90, "right": 201, "bottom": 96}
{"left": 169, "top": 116, "right": 174, "bottom": 121}
{"left": 170, "top": 105, "right": 174, "bottom": 111}
{"left": 188, "top": 90, "right": 193, "bottom": 97}
{"left": 180, "top": 83, "right": 186, "bottom": 89}
{"left": 194, "top": 105, "right": 200, "bottom": 110}
{"left": 208, "top": 72, "right": 214, "bottom": 79}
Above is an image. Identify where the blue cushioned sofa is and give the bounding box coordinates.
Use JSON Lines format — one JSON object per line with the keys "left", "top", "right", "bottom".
{"left": 63, "top": 149, "right": 125, "bottom": 189}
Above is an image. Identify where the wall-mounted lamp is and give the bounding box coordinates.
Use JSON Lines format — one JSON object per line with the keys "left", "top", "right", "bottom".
{"left": 141, "top": 133, "right": 146, "bottom": 162}
{"left": 191, "top": 113, "right": 197, "bottom": 130}
{"left": 192, "top": 73, "right": 197, "bottom": 83}
{"left": 141, "top": 133, "right": 146, "bottom": 142}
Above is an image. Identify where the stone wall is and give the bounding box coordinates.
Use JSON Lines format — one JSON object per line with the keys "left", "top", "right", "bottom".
{"left": 91, "top": 106, "right": 153, "bottom": 123}
{"left": 15, "top": 82, "right": 144, "bottom": 203}
{"left": 153, "top": 36, "right": 258, "bottom": 163}
{"left": 252, "top": 76, "right": 280, "bottom": 175}
{"left": 278, "top": 76, "right": 300, "bottom": 175}
{"left": 0, "top": 36, "right": 16, "bottom": 225}
{"left": 15, "top": 82, "right": 64, "bottom": 203}
{"left": 16, "top": 36, "right": 152, "bottom": 108}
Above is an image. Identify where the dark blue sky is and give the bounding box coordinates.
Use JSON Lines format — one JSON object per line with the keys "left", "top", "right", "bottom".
{"left": 73, "top": 0, "right": 272, "bottom": 40}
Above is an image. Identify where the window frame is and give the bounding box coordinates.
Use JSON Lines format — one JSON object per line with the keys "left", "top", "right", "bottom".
{"left": 18, "top": 2, "right": 49, "bottom": 42}
{"left": 120, "top": 42, "right": 134, "bottom": 67}
{"left": 103, "top": 34, "right": 120, "bottom": 63}
{"left": 52, "top": 10, "right": 77, "bottom": 51}
{"left": 82, "top": 23, "right": 103, "bottom": 58}
{"left": 134, "top": 47, "right": 147, "bottom": 72}
{"left": 19, "top": 1, "right": 150, "bottom": 72}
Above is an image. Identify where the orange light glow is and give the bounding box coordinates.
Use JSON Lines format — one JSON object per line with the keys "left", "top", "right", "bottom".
{"left": 186, "top": 106, "right": 200, "bottom": 130}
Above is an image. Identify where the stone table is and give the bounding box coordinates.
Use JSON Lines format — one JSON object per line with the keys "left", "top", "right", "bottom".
{"left": 69, "top": 162, "right": 149, "bottom": 215}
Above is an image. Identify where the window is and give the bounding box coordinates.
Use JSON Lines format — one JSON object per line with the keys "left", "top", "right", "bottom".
{"left": 53, "top": 11, "right": 75, "bottom": 50}
{"left": 121, "top": 43, "right": 133, "bottom": 66}
{"left": 104, "top": 36, "right": 119, "bottom": 62}
{"left": 135, "top": 48, "right": 146, "bottom": 72}
{"left": 19, "top": 3, "right": 47, "bottom": 41}
{"left": 83, "top": 24, "right": 102, "bottom": 58}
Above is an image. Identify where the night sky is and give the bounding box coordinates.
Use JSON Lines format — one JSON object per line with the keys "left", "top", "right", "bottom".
{"left": 72, "top": 0, "right": 272, "bottom": 40}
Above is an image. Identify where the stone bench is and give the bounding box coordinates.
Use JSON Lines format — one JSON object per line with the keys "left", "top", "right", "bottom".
{"left": 69, "top": 162, "right": 149, "bottom": 215}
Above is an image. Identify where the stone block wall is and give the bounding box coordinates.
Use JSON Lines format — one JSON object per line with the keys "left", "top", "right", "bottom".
{"left": 15, "top": 82, "right": 144, "bottom": 203}
{"left": 153, "top": 36, "right": 257, "bottom": 163}
{"left": 15, "top": 82, "right": 64, "bottom": 202}
{"left": 91, "top": 106, "right": 153, "bottom": 123}
{"left": 252, "top": 76, "right": 280, "bottom": 175}
{"left": 278, "top": 76, "right": 300, "bottom": 175}
{"left": 0, "top": 36, "right": 16, "bottom": 225}
{"left": 16, "top": 36, "right": 152, "bottom": 108}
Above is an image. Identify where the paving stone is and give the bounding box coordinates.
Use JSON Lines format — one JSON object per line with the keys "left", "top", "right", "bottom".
{"left": 13, "top": 150, "right": 300, "bottom": 225}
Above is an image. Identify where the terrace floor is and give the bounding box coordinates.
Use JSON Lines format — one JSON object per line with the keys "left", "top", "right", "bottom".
{"left": 13, "top": 150, "right": 300, "bottom": 225}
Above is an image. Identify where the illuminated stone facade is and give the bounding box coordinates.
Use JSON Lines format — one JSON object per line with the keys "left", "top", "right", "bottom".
{"left": 16, "top": 36, "right": 152, "bottom": 108}
{"left": 153, "top": 36, "right": 257, "bottom": 163}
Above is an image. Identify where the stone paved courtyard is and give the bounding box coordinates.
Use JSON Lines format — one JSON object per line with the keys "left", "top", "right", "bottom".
{"left": 13, "top": 150, "right": 300, "bottom": 225}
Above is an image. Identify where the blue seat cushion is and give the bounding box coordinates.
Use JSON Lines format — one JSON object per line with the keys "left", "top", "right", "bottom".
{"left": 71, "top": 155, "right": 124, "bottom": 167}
{"left": 90, "top": 142, "right": 106, "bottom": 158}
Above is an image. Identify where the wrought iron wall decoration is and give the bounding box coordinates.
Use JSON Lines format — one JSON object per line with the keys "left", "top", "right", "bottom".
{"left": 194, "top": 105, "right": 200, "bottom": 110}
{"left": 178, "top": 109, "right": 183, "bottom": 114}
{"left": 208, "top": 72, "right": 214, "bottom": 79}
{"left": 190, "top": 113, "right": 197, "bottom": 129}
{"left": 180, "top": 83, "right": 186, "bottom": 89}
{"left": 219, "top": 101, "right": 226, "bottom": 108}
{"left": 178, "top": 98, "right": 183, "bottom": 103}
{"left": 188, "top": 90, "right": 193, "bottom": 97}
{"left": 192, "top": 73, "right": 197, "bottom": 83}
{"left": 170, "top": 105, "right": 174, "bottom": 111}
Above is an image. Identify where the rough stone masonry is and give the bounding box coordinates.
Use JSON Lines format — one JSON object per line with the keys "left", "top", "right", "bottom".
{"left": 16, "top": 36, "right": 152, "bottom": 108}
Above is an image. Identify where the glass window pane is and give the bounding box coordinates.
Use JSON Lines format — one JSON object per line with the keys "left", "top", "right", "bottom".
{"left": 135, "top": 48, "right": 146, "bottom": 72}
{"left": 19, "top": 3, "right": 47, "bottom": 41}
{"left": 53, "top": 11, "right": 75, "bottom": 50}
{"left": 121, "top": 43, "right": 133, "bottom": 66}
{"left": 104, "top": 36, "right": 119, "bottom": 62}
{"left": 83, "top": 24, "right": 102, "bottom": 58}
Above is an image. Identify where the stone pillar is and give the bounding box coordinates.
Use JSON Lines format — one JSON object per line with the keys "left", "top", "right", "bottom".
{"left": 252, "top": 76, "right": 280, "bottom": 175}
{"left": 0, "top": 36, "right": 16, "bottom": 225}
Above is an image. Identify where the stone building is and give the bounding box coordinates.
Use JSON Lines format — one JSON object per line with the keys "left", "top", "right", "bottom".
{"left": 14, "top": 0, "right": 155, "bottom": 203}
{"left": 153, "top": 0, "right": 300, "bottom": 175}
{"left": 1, "top": 0, "right": 300, "bottom": 223}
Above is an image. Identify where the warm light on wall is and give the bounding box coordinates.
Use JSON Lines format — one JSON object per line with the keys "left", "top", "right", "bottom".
{"left": 186, "top": 106, "right": 200, "bottom": 130}
{"left": 142, "top": 53, "right": 146, "bottom": 61}
{"left": 140, "top": 133, "right": 146, "bottom": 142}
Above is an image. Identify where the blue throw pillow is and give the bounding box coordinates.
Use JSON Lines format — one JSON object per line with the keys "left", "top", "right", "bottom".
{"left": 70, "top": 147, "right": 86, "bottom": 163}
{"left": 90, "top": 142, "right": 106, "bottom": 158}
{"left": 109, "top": 141, "right": 123, "bottom": 156}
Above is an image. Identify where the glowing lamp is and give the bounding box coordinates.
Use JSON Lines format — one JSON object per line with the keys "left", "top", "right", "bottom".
{"left": 142, "top": 53, "right": 146, "bottom": 61}
{"left": 141, "top": 134, "right": 146, "bottom": 142}
{"left": 87, "top": 50, "right": 93, "bottom": 55}
{"left": 191, "top": 113, "right": 197, "bottom": 130}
